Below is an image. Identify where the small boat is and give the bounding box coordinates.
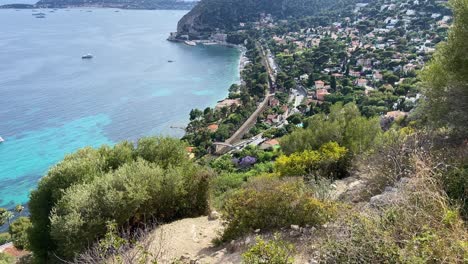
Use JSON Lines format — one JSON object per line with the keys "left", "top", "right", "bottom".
{"left": 184, "top": 40, "right": 197, "bottom": 46}
{"left": 168, "top": 60, "right": 174, "bottom": 63}
{"left": 82, "top": 54, "right": 93, "bottom": 59}
{"left": 0, "top": 137, "right": 4, "bottom": 143}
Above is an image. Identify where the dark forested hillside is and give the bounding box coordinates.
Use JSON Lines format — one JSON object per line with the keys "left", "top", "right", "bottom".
{"left": 177, "top": 0, "right": 357, "bottom": 37}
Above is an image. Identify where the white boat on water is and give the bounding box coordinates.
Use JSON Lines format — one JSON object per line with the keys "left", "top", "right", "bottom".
{"left": 0, "top": 137, "right": 4, "bottom": 143}
{"left": 82, "top": 54, "right": 93, "bottom": 59}
{"left": 184, "top": 40, "right": 197, "bottom": 46}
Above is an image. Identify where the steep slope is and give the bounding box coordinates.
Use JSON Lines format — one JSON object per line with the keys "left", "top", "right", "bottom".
{"left": 177, "top": 0, "right": 355, "bottom": 37}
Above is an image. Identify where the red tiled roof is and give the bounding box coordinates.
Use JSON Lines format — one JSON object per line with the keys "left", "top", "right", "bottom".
{"left": 186, "top": 147, "right": 195, "bottom": 153}
{"left": 265, "top": 139, "right": 280, "bottom": 146}
{"left": 207, "top": 124, "right": 219, "bottom": 132}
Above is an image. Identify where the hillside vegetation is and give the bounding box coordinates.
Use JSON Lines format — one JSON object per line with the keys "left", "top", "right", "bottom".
{"left": 27, "top": 137, "right": 212, "bottom": 261}
{"left": 0, "top": 0, "right": 466, "bottom": 263}
{"left": 177, "top": 0, "right": 356, "bottom": 37}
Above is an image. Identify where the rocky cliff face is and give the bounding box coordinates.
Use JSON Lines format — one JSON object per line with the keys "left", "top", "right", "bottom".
{"left": 177, "top": 0, "right": 354, "bottom": 38}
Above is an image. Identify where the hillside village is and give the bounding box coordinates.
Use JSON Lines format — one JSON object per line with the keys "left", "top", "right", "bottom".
{"left": 181, "top": 0, "right": 452, "bottom": 156}
{"left": 257, "top": 0, "right": 451, "bottom": 131}
{"left": 0, "top": 0, "right": 466, "bottom": 263}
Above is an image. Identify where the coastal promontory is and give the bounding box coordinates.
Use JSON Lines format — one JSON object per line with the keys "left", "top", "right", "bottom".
{"left": 177, "top": 0, "right": 355, "bottom": 38}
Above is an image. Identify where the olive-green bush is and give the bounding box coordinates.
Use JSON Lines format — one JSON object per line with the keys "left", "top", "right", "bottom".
{"left": 9, "top": 217, "right": 31, "bottom": 250}
{"left": 0, "top": 252, "right": 14, "bottom": 264}
{"left": 221, "top": 177, "right": 336, "bottom": 241}
{"left": 28, "top": 137, "right": 211, "bottom": 261}
{"left": 0, "top": 233, "right": 10, "bottom": 245}
{"left": 242, "top": 234, "right": 295, "bottom": 264}
{"left": 443, "top": 166, "right": 468, "bottom": 220}
{"left": 280, "top": 103, "right": 382, "bottom": 155}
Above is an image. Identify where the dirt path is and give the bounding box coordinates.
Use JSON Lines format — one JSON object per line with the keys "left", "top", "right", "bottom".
{"left": 147, "top": 216, "right": 241, "bottom": 264}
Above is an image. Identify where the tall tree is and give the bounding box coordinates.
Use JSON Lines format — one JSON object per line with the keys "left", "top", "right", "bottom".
{"left": 420, "top": 0, "right": 468, "bottom": 136}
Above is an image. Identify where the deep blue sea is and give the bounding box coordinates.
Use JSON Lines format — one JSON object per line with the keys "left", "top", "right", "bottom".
{"left": 0, "top": 8, "right": 240, "bottom": 210}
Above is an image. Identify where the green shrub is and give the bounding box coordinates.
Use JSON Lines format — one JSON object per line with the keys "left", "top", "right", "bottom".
{"left": 28, "top": 137, "right": 206, "bottom": 261}
{"left": 221, "top": 177, "right": 336, "bottom": 241}
{"left": 280, "top": 103, "right": 381, "bottom": 155}
{"left": 242, "top": 234, "right": 295, "bottom": 264}
{"left": 210, "top": 155, "right": 236, "bottom": 173}
{"left": 442, "top": 166, "right": 468, "bottom": 219}
{"left": 49, "top": 160, "right": 211, "bottom": 259}
{"left": 9, "top": 217, "right": 31, "bottom": 250}
{"left": 0, "top": 233, "right": 10, "bottom": 245}
{"left": 135, "top": 137, "right": 188, "bottom": 169}
{"left": 211, "top": 172, "right": 250, "bottom": 209}
{"left": 275, "top": 142, "right": 349, "bottom": 180}
{"left": 0, "top": 253, "right": 14, "bottom": 264}
{"left": 211, "top": 162, "right": 275, "bottom": 209}
{"left": 28, "top": 147, "right": 107, "bottom": 260}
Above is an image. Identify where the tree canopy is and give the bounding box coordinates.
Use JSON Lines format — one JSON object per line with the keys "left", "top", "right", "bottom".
{"left": 280, "top": 103, "right": 382, "bottom": 155}
{"left": 420, "top": 0, "right": 468, "bottom": 136}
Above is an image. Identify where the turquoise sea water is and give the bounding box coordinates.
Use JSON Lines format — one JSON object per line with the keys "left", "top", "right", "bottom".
{"left": 0, "top": 8, "right": 240, "bottom": 209}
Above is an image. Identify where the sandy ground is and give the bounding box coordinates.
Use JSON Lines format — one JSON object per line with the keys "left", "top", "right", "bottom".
{"left": 141, "top": 177, "right": 370, "bottom": 264}
{"left": 147, "top": 216, "right": 242, "bottom": 264}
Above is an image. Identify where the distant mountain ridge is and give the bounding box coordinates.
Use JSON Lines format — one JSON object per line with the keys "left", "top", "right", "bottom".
{"left": 33, "top": 0, "right": 196, "bottom": 9}
{"left": 177, "top": 0, "right": 357, "bottom": 37}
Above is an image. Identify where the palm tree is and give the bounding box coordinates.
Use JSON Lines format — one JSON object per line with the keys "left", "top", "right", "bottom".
{"left": 0, "top": 208, "right": 13, "bottom": 226}
{"left": 0, "top": 208, "right": 7, "bottom": 226}
{"left": 4, "top": 211, "right": 13, "bottom": 225}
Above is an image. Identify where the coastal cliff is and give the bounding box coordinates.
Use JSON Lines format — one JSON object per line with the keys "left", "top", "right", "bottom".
{"left": 177, "top": 0, "right": 355, "bottom": 38}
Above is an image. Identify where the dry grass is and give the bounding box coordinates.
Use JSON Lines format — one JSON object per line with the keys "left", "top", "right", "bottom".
{"left": 315, "top": 135, "right": 468, "bottom": 264}
{"left": 71, "top": 223, "right": 164, "bottom": 264}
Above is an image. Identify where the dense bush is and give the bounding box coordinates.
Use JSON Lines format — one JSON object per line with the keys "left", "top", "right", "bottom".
{"left": 242, "top": 235, "right": 295, "bottom": 264}
{"left": 443, "top": 166, "right": 468, "bottom": 220}
{"left": 280, "top": 103, "right": 381, "bottom": 155}
{"left": 49, "top": 160, "right": 211, "bottom": 259}
{"left": 0, "top": 233, "right": 10, "bottom": 245}
{"left": 221, "top": 177, "right": 336, "bottom": 241}
{"left": 29, "top": 146, "right": 109, "bottom": 260}
{"left": 420, "top": 0, "right": 468, "bottom": 137}
{"left": 211, "top": 172, "right": 251, "bottom": 209}
{"left": 0, "top": 253, "right": 14, "bottom": 264}
{"left": 275, "top": 142, "right": 349, "bottom": 180}
{"left": 9, "top": 217, "right": 31, "bottom": 250}
{"left": 28, "top": 137, "right": 211, "bottom": 261}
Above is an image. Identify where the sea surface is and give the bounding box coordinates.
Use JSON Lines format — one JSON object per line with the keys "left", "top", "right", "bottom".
{"left": 0, "top": 8, "right": 240, "bottom": 210}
